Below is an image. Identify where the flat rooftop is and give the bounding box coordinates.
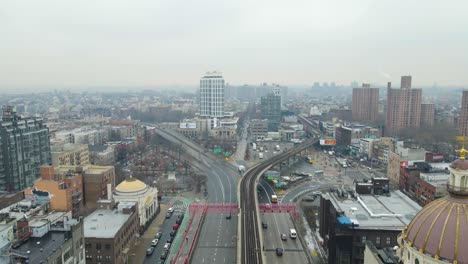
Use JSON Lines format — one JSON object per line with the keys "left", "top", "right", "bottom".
{"left": 12, "top": 231, "right": 68, "bottom": 264}
{"left": 84, "top": 209, "right": 130, "bottom": 238}
{"left": 325, "top": 190, "right": 421, "bottom": 230}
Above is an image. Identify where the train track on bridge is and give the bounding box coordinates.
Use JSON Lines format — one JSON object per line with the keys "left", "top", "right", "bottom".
{"left": 240, "top": 136, "right": 319, "bottom": 264}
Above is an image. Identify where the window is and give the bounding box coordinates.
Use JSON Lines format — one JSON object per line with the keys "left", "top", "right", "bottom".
{"left": 361, "top": 236, "right": 366, "bottom": 243}
{"left": 96, "top": 243, "right": 102, "bottom": 250}
{"left": 386, "top": 237, "right": 391, "bottom": 245}
{"left": 105, "top": 244, "right": 111, "bottom": 250}
{"left": 415, "top": 258, "right": 419, "bottom": 264}
{"left": 85, "top": 243, "right": 92, "bottom": 249}
{"left": 97, "top": 255, "right": 102, "bottom": 261}
{"left": 105, "top": 256, "right": 111, "bottom": 262}
{"left": 86, "top": 255, "right": 93, "bottom": 260}
{"left": 376, "top": 236, "right": 380, "bottom": 244}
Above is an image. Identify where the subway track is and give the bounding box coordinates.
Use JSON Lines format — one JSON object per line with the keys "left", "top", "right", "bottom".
{"left": 240, "top": 136, "right": 319, "bottom": 264}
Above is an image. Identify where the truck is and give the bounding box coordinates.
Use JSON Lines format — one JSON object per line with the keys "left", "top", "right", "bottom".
{"left": 238, "top": 165, "right": 245, "bottom": 173}
{"left": 252, "top": 143, "right": 257, "bottom": 151}
{"left": 258, "top": 153, "right": 264, "bottom": 159}
{"left": 275, "top": 145, "right": 280, "bottom": 151}
{"left": 271, "top": 194, "right": 278, "bottom": 203}
{"left": 259, "top": 146, "right": 264, "bottom": 152}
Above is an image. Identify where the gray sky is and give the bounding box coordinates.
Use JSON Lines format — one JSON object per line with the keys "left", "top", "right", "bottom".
{"left": 1, "top": 0, "right": 468, "bottom": 88}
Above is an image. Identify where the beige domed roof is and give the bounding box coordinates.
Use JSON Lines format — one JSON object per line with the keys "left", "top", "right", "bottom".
{"left": 402, "top": 195, "right": 468, "bottom": 263}
{"left": 115, "top": 177, "right": 147, "bottom": 193}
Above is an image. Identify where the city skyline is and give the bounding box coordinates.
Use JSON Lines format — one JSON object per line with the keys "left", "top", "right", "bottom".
{"left": 1, "top": 0, "right": 468, "bottom": 89}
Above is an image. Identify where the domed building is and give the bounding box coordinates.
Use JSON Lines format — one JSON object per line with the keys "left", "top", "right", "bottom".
{"left": 113, "top": 176, "right": 158, "bottom": 233}
{"left": 398, "top": 147, "right": 468, "bottom": 264}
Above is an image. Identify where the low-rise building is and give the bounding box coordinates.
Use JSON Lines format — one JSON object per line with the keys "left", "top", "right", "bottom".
{"left": 414, "top": 172, "right": 448, "bottom": 206}
{"left": 24, "top": 166, "right": 83, "bottom": 218}
{"left": 84, "top": 201, "right": 138, "bottom": 264}
{"left": 319, "top": 182, "right": 421, "bottom": 264}
{"left": 249, "top": 119, "right": 268, "bottom": 140}
{"left": 88, "top": 145, "right": 116, "bottom": 165}
{"left": 54, "top": 165, "right": 115, "bottom": 212}
{"left": 10, "top": 213, "right": 85, "bottom": 264}
{"left": 363, "top": 241, "right": 399, "bottom": 264}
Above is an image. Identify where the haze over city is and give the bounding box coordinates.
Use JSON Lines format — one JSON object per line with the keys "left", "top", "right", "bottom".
{"left": 2, "top": 0, "right": 468, "bottom": 90}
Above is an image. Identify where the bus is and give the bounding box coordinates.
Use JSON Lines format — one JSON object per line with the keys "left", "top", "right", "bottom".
{"left": 271, "top": 195, "right": 278, "bottom": 203}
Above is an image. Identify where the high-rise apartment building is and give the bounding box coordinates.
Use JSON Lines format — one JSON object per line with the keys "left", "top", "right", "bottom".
{"left": 0, "top": 106, "right": 51, "bottom": 192}
{"left": 459, "top": 90, "right": 468, "bottom": 137}
{"left": 420, "top": 103, "right": 435, "bottom": 127}
{"left": 385, "top": 77, "right": 422, "bottom": 136}
{"left": 199, "top": 71, "right": 224, "bottom": 118}
{"left": 260, "top": 92, "right": 281, "bottom": 131}
{"left": 352, "top": 84, "right": 379, "bottom": 122}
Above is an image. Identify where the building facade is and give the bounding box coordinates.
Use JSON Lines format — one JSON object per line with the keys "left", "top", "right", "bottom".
{"left": 420, "top": 103, "right": 435, "bottom": 127}
{"left": 51, "top": 143, "right": 89, "bottom": 166}
{"left": 25, "top": 166, "right": 83, "bottom": 218}
{"left": 352, "top": 84, "right": 379, "bottom": 122}
{"left": 385, "top": 77, "right": 422, "bottom": 136}
{"left": 199, "top": 71, "right": 225, "bottom": 118}
{"left": 260, "top": 93, "right": 281, "bottom": 132}
{"left": 459, "top": 90, "right": 468, "bottom": 137}
{"left": 0, "top": 106, "right": 51, "bottom": 192}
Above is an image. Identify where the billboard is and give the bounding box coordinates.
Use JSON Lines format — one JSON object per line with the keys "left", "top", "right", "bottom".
{"left": 179, "top": 122, "right": 197, "bottom": 129}
{"left": 320, "top": 139, "right": 336, "bottom": 146}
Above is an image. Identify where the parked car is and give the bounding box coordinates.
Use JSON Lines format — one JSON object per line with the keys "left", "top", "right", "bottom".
{"left": 226, "top": 213, "right": 232, "bottom": 220}
{"left": 151, "top": 239, "right": 159, "bottom": 246}
{"left": 163, "top": 243, "right": 171, "bottom": 251}
{"left": 262, "top": 221, "right": 268, "bottom": 229}
{"left": 169, "top": 231, "right": 176, "bottom": 237}
{"left": 146, "top": 247, "right": 155, "bottom": 256}
{"left": 165, "top": 212, "right": 172, "bottom": 219}
{"left": 155, "top": 232, "right": 163, "bottom": 239}
{"left": 276, "top": 248, "right": 284, "bottom": 256}
{"left": 167, "top": 236, "right": 174, "bottom": 243}
{"left": 168, "top": 207, "right": 174, "bottom": 213}
{"left": 160, "top": 251, "right": 168, "bottom": 260}
{"left": 173, "top": 223, "right": 179, "bottom": 230}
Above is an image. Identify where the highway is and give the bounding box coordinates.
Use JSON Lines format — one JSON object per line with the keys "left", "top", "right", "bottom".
{"left": 153, "top": 127, "right": 238, "bottom": 263}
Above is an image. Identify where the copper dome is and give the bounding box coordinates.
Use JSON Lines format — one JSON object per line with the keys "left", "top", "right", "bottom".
{"left": 403, "top": 195, "right": 468, "bottom": 263}
{"left": 451, "top": 159, "right": 468, "bottom": 170}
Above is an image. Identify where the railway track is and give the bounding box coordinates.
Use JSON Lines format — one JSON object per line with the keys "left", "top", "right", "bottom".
{"left": 240, "top": 137, "right": 319, "bottom": 264}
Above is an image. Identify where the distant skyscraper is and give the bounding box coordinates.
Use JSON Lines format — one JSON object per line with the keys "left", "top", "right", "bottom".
{"left": 420, "top": 103, "right": 435, "bottom": 127}
{"left": 352, "top": 83, "right": 379, "bottom": 122}
{"left": 459, "top": 90, "right": 468, "bottom": 137}
{"left": 260, "top": 93, "right": 281, "bottom": 131}
{"left": 0, "top": 106, "right": 51, "bottom": 192}
{"left": 199, "top": 71, "right": 224, "bottom": 118}
{"left": 385, "top": 77, "right": 422, "bottom": 136}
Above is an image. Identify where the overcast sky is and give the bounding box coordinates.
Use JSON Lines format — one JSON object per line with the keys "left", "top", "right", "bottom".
{"left": 1, "top": 0, "right": 468, "bottom": 88}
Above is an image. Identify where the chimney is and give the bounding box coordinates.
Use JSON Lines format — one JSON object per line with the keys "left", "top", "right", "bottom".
{"left": 387, "top": 82, "right": 392, "bottom": 89}
{"left": 107, "top": 183, "right": 112, "bottom": 200}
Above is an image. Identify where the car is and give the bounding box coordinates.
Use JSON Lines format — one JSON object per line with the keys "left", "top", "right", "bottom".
{"left": 168, "top": 207, "right": 174, "bottom": 213}
{"left": 155, "top": 232, "right": 163, "bottom": 239}
{"left": 160, "top": 251, "right": 168, "bottom": 260}
{"left": 172, "top": 223, "right": 179, "bottom": 230}
{"left": 302, "top": 195, "right": 315, "bottom": 202}
{"left": 151, "top": 239, "right": 159, "bottom": 246}
{"left": 262, "top": 221, "right": 268, "bottom": 229}
{"left": 226, "top": 213, "right": 231, "bottom": 219}
{"left": 163, "top": 243, "right": 171, "bottom": 251}
{"left": 146, "top": 247, "right": 155, "bottom": 256}
{"left": 281, "top": 233, "right": 287, "bottom": 241}
{"left": 167, "top": 236, "right": 174, "bottom": 243}
{"left": 165, "top": 212, "right": 172, "bottom": 219}
{"left": 176, "top": 218, "right": 183, "bottom": 224}
{"left": 276, "top": 247, "right": 284, "bottom": 256}
{"left": 169, "top": 231, "right": 176, "bottom": 237}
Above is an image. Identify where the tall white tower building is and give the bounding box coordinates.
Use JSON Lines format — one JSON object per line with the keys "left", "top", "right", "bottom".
{"left": 199, "top": 71, "right": 225, "bottom": 118}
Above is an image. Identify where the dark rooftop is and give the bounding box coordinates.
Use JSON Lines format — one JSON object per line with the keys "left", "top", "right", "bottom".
{"left": 11, "top": 231, "right": 71, "bottom": 264}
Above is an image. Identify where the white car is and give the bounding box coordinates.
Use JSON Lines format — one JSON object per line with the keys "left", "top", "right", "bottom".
{"left": 151, "top": 239, "right": 159, "bottom": 246}
{"left": 164, "top": 243, "right": 171, "bottom": 251}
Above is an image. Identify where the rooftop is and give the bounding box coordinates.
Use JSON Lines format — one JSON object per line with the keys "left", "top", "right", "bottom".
{"left": 325, "top": 190, "right": 421, "bottom": 230}
{"left": 83, "top": 208, "right": 133, "bottom": 238}
{"left": 11, "top": 231, "right": 70, "bottom": 264}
